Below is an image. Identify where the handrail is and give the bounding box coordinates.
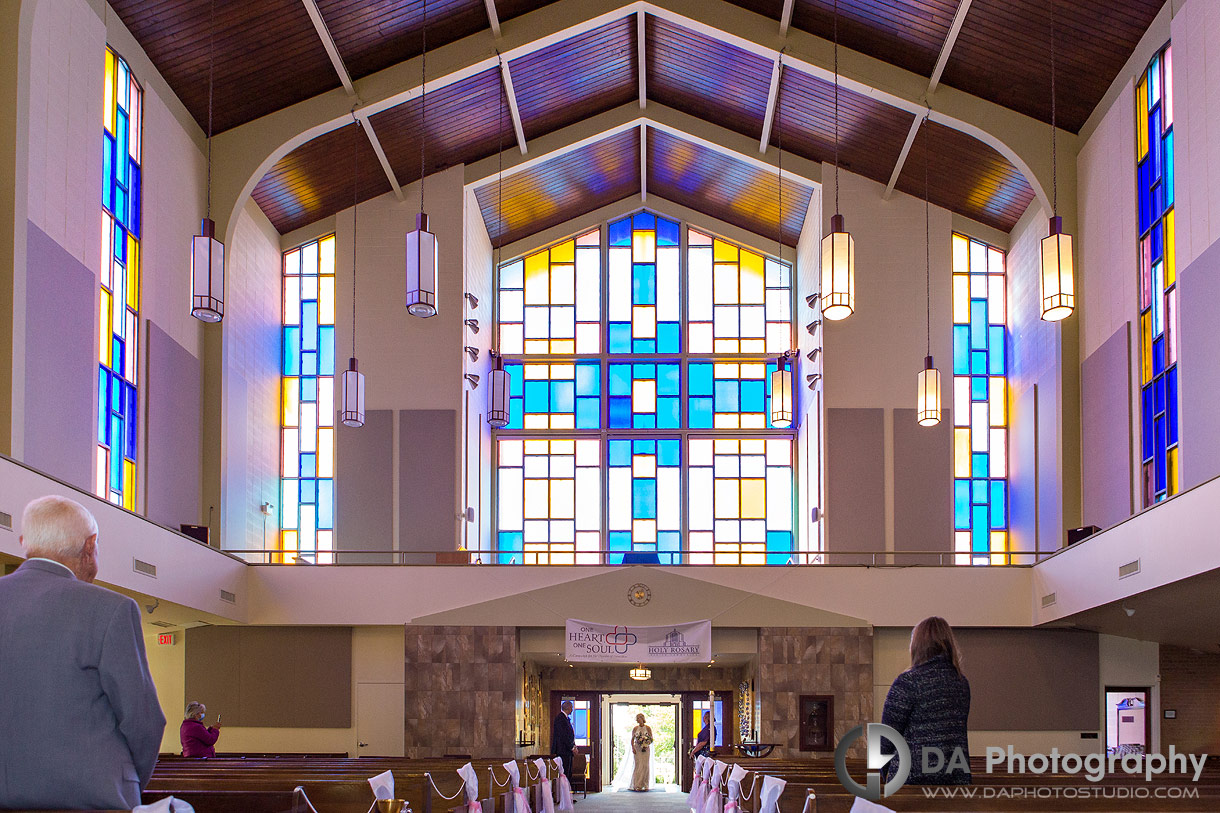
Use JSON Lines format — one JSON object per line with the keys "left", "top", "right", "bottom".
{"left": 222, "top": 547, "right": 1059, "bottom": 566}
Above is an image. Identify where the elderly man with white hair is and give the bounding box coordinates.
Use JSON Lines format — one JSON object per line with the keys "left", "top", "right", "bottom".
{"left": 0, "top": 495, "right": 166, "bottom": 810}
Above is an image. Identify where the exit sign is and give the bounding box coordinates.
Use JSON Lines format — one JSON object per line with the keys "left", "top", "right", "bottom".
{"left": 157, "top": 633, "right": 175, "bottom": 646}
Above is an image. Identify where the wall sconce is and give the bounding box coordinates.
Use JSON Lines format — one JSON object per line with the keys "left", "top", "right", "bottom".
{"left": 806, "top": 348, "right": 820, "bottom": 363}
{"left": 805, "top": 292, "right": 819, "bottom": 309}
{"left": 464, "top": 293, "right": 479, "bottom": 309}
{"left": 806, "top": 320, "right": 821, "bottom": 337}
{"left": 463, "top": 373, "right": 480, "bottom": 389}
{"left": 463, "top": 346, "right": 479, "bottom": 362}
{"left": 464, "top": 318, "right": 480, "bottom": 334}
{"left": 806, "top": 373, "right": 821, "bottom": 390}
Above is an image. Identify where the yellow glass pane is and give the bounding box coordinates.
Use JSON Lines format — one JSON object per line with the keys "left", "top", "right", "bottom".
{"left": 104, "top": 50, "right": 116, "bottom": 134}
{"left": 713, "top": 339, "right": 739, "bottom": 353}
{"left": 319, "top": 235, "right": 336, "bottom": 276}
{"left": 318, "top": 275, "right": 335, "bottom": 325}
{"left": 952, "top": 234, "right": 969, "bottom": 275}
{"left": 714, "top": 413, "right": 740, "bottom": 429}
{"left": 551, "top": 238, "right": 575, "bottom": 264}
{"left": 524, "top": 251, "right": 549, "bottom": 304}
{"left": 989, "top": 377, "right": 1006, "bottom": 426}
{"left": 1136, "top": 77, "right": 1148, "bottom": 160}
{"left": 1137, "top": 309, "right": 1151, "bottom": 375}
{"left": 282, "top": 378, "right": 300, "bottom": 426}
{"left": 713, "top": 362, "right": 739, "bottom": 378}
{"left": 989, "top": 531, "right": 1008, "bottom": 566}
{"left": 952, "top": 274, "right": 969, "bottom": 323}
{"left": 740, "top": 363, "right": 766, "bottom": 379}
{"left": 632, "top": 230, "right": 656, "bottom": 263}
{"left": 524, "top": 415, "right": 549, "bottom": 429}
{"left": 126, "top": 235, "right": 140, "bottom": 311}
{"left": 740, "top": 479, "right": 766, "bottom": 518}
{"left": 549, "top": 339, "right": 576, "bottom": 354}
{"left": 713, "top": 239, "right": 737, "bottom": 263}
{"left": 523, "top": 339, "right": 549, "bottom": 354}
{"left": 99, "top": 290, "right": 112, "bottom": 366}
{"left": 549, "top": 414, "right": 575, "bottom": 429}
{"left": 1165, "top": 209, "right": 1176, "bottom": 287}
{"left": 282, "top": 530, "right": 298, "bottom": 555}
{"left": 740, "top": 251, "right": 765, "bottom": 303}
{"left": 123, "top": 461, "right": 135, "bottom": 511}
{"left": 954, "top": 428, "right": 970, "bottom": 477}
{"left": 1168, "top": 447, "right": 1179, "bottom": 495}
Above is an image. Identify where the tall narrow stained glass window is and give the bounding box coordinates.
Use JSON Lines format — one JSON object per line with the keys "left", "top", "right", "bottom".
{"left": 281, "top": 236, "right": 337, "bottom": 564}
{"left": 97, "top": 48, "right": 142, "bottom": 509}
{"left": 951, "top": 234, "right": 1008, "bottom": 565}
{"left": 494, "top": 210, "right": 796, "bottom": 564}
{"left": 1136, "top": 43, "right": 1178, "bottom": 506}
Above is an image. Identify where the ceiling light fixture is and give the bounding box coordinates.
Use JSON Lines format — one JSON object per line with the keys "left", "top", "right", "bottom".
{"left": 190, "top": 0, "right": 224, "bottom": 323}
{"left": 821, "top": 0, "right": 854, "bottom": 322}
{"left": 629, "top": 665, "right": 651, "bottom": 681}
{"left": 916, "top": 118, "right": 941, "bottom": 427}
{"left": 771, "top": 350, "right": 795, "bottom": 429}
{"left": 1040, "top": 0, "right": 1074, "bottom": 321}
{"left": 487, "top": 351, "right": 510, "bottom": 428}
{"left": 406, "top": 0, "right": 438, "bottom": 318}
{"left": 340, "top": 116, "right": 367, "bottom": 428}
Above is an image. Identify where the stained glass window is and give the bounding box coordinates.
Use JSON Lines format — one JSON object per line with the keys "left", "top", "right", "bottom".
{"left": 498, "top": 229, "right": 600, "bottom": 355}
{"left": 494, "top": 211, "right": 795, "bottom": 564}
{"left": 693, "top": 700, "right": 725, "bottom": 746}
{"left": 951, "top": 234, "right": 1007, "bottom": 565}
{"left": 1136, "top": 43, "right": 1178, "bottom": 506}
{"left": 281, "top": 235, "right": 337, "bottom": 564}
{"left": 97, "top": 48, "right": 142, "bottom": 510}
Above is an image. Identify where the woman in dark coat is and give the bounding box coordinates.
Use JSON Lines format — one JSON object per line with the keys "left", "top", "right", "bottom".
{"left": 882, "top": 616, "right": 971, "bottom": 785}
{"left": 180, "top": 701, "right": 221, "bottom": 758}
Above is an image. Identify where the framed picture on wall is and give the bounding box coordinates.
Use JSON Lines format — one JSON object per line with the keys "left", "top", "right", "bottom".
{"left": 799, "top": 695, "right": 834, "bottom": 752}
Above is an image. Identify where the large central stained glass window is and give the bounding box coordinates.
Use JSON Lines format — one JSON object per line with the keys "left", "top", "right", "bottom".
{"left": 494, "top": 211, "right": 796, "bottom": 565}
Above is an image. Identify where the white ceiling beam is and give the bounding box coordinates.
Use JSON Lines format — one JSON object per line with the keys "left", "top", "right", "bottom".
{"left": 640, "top": 124, "right": 648, "bottom": 200}
{"left": 758, "top": 56, "right": 782, "bottom": 153}
{"left": 355, "top": 113, "right": 405, "bottom": 200}
{"left": 881, "top": 0, "right": 973, "bottom": 200}
{"left": 779, "top": 0, "right": 794, "bottom": 37}
{"left": 498, "top": 56, "right": 529, "bottom": 155}
{"left": 301, "top": 0, "right": 354, "bottom": 95}
{"left": 637, "top": 11, "right": 647, "bottom": 109}
{"left": 928, "top": 0, "right": 973, "bottom": 93}
{"left": 484, "top": 0, "right": 502, "bottom": 38}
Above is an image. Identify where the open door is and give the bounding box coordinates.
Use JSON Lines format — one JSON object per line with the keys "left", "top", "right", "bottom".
{"left": 552, "top": 692, "right": 602, "bottom": 791}
{"left": 680, "top": 691, "right": 734, "bottom": 792}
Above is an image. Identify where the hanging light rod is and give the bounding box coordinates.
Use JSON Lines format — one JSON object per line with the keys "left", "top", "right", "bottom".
{"left": 190, "top": 0, "right": 224, "bottom": 323}
{"left": 1039, "top": 0, "right": 1074, "bottom": 322}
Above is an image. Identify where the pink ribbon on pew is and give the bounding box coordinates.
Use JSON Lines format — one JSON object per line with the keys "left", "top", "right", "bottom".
{"left": 503, "top": 760, "right": 532, "bottom": 813}
{"left": 551, "top": 757, "right": 575, "bottom": 813}
{"left": 533, "top": 758, "right": 555, "bottom": 813}
{"left": 688, "top": 756, "right": 708, "bottom": 813}
{"left": 700, "top": 760, "right": 729, "bottom": 813}
{"left": 723, "top": 764, "right": 748, "bottom": 813}
{"left": 458, "top": 762, "right": 483, "bottom": 813}
{"left": 759, "top": 776, "right": 786, "bottom": 813}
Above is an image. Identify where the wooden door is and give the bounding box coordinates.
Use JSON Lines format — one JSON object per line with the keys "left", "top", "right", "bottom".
{"left": 551, "top": 692, "right": 602, "bottom": 791}
{"left": 680, "top": 691, "right": 734, "bottom": 792}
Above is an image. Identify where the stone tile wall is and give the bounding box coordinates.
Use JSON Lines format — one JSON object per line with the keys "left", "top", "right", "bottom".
{"left": 758, "top": 626, "right": 873, "bottom": 758}
{"left": 403, "top": 625, "right": 519, "bottom": 758}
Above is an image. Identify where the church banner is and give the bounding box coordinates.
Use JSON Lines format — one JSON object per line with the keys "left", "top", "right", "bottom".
{"left": 565, "top": 619, "right": 712, "bottom": 663}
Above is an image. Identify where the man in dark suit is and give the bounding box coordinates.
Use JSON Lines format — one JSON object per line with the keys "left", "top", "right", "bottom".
{"left": 552, "top": 700, "right": 576, "bottom": 780}
{"left": 0, "top": 495, "right": 166, "bottom": 810}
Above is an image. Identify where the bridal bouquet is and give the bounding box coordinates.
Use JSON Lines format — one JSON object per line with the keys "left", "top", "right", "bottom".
{"left": 634, "top": 730, "right": 654, "bottom": 752}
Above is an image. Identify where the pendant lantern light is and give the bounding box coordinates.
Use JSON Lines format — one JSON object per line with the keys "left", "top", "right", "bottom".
{"left": 488, "top": 352, "right": 510, "bottom": 428}
{"left": 771, "top": 352, "right": 795, "bottom": 429}
{"left": 629, "top": 665, "right": 651, "bottom": 681}
{"left": 1040, "top": 0, "right": 1075, "bottom": 321}
{"left": 820, "top": 0, "right": 854, "bottom": 321}
{"left": 406, "top": 0, "right": 438, "bottom": 318}
{"left": 191, "top": 0, "right": 224, "bottom": 323}
{"left": 916, "top": 120, "right": 941, "bottom": 426}
{"left": 340, "top": 118, "right": 366, "bottom": 428}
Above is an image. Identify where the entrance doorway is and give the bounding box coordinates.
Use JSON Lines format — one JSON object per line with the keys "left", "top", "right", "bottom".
{"left": 552, "top": 692, "right": 601, "bottom": 791}
{"left": 1105, "top": 687, "right": 1151, "bottom": 755}
{"left": 602, "top": 693, "right": 680, "bottom": 792}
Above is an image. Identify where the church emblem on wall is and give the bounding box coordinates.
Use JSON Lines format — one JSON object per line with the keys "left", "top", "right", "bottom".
{"left": 628, "top": 583, "right": 652, "bottom": 606}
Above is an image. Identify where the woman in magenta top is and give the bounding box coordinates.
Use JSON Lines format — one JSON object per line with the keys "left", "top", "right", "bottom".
{"left": 180, "top": 701, "right": 221, "bottom": 758}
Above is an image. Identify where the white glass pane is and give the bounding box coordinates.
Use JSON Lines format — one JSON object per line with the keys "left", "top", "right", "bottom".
{"left": 609, "top": 248, "right": 631, "bottom": 320}
{"left": 576, "top": 248, "right": 600, "bottom": 322}
{"left": 689, "top": 248, "right": 713, "bottom": 320}
{"left": 689, "top": 467, "right": 714, "bottom": 530}
{"left": 658, "top": 468, "right": 681, "bottom": 530}
{"left": 657, "top": 247, "right": 681, "bottom": 321}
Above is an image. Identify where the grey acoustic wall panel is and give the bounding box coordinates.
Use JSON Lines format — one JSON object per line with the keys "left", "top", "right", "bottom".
{"left": 337, "top": 409, "right": 393, "bottom": 562}
{"left": 1080, "top": 324, "right": 1133, "bottom": 530}
{"left": 1179, "top": 237, "right": 1220, "bottom": 490}
{"left": 893, "top": 407, "right": 952, "bottom": 562}
{"left": 826, "top": 408, "right": 884, "bottom": 562}
{"left": 145, "top": 322, "right": 202, "bottom": 530}
{"left": 23, "top": 221, "right": 95, "bottom": 490}
{"left": 1037, "top": 374, "right": 1064, "bottom": 552}
{"left": 400, "top": 409, "right": 457, "bottom": 558}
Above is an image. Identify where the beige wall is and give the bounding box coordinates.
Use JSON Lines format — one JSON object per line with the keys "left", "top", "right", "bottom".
{"left": 1172, "top": 0, "right": 1220, "bottom": 272}
{"left": 146, "top": 625, "right": 404, "bottom": 756}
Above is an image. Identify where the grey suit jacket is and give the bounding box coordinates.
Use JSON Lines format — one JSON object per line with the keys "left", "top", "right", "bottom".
{"left": 0, "top": 558, "right": 166, "bottom": 809}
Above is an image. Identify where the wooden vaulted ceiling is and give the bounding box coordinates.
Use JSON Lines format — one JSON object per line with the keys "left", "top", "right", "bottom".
{"left": 110, "top": 0, "right": 1165, "bottom": 242}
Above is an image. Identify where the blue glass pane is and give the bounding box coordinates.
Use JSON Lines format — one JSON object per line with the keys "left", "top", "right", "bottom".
{"left": 301, "top": 453, "right": 316, "bottom": 478}
{"left": 657, "top": 322, "right": 680, "bottom": 353}
{"left": 608, "top": 440, "right": 632, "bottom": 466}
{"left": 302, "top": 303, "right": 318, "bottom": 350}
{"left": 988, "top": 327, "right": 1005, "bottom": 374}
{"left": 633, "top": 211, "right": 656, "bottom": 231}
{"left": 767, "top": 531, "right": 792, "bottom": 565}
{"left": 301, "top": 478, "right": 317, "bottom": 503}
{"left": 972, "top": 509, "right": 988, "bottom": 552}
{"left": 953, "top": 326, "right": 969, "bottom": 374}
{"left": 609, "top": 323, "right": 632, "bottom": 353}
{"left": 657, "top": 217, "right": 680, "bottom": 246}
{"left": 113, "top": 185, "right": 127, "bottom": 229}
{"left": 972, "top": 453, "right": 988, "bottom": 478}
{"left": 970, "top": 300, "right": 987, "bottom": 349}
{"left": 110, "top": 415, "right": 124, "bottom": 489}
{"left": 658, "top": 397, "right": 680, "bottom": 429}
{"left": 1154, "top": 416, "right": 1167, "bottom": 492}
{"left": 714, "top": 380, "right": 739, "bottom": 412}
{"left": 971, "top": 376, "right": 987, "bottom": 401}
{"left": 1141, "top": 387, "right": 1153, "bottom": 459}
{"left": 302, "top": 351, "right": 317, "bottom": 376}
{"left": 112, "top": 337, "right": 124, "bottom": 377}
{"left": 317, "top": 480, "right": 334, "bottom": 528}
{"left": 633, "top": 338, "right": 656, "bottom": 354}
{"left": 552, "top": 381, "right": 575, "bottom": 413}
{"left": 954, "top": 480, "right": 970, "bottom": 529}
{"left": 742, "top": 380, "right": 765, "bottom": 413}
{"left": 971, "top": 351, "right": 987, "bottom": 375}
{"left": 690, "top": 363, "right": 713, "bottom": 396}
{"left": 1154, "top": 374, "right": 1165, "bottom": 415}
{"left": 609, "top": 217, "right": 631, "bottom": 246}
{"left": 1167, "top": 366, "right": 1178, "bottom": 444}
{"left": 102, "top": 134, "right": 114, "bottom": 212}
{"left": 114, "top": 223, "right": 126, "bottom": 263}
{"left": 508, "top": 364, "right": 524, "bottom": 395}
{"left": 576, "top": 399, "right": 599, "bottom": 429}
{"left": 302, "top": 376, "right": 317, "bottom": 401}
{"left": 524, "top": 381, "right": 548, "bottom": 412}
{"left": 1164, "top": 130, "right": 1174, "bottom": 207}
{"left": 111, "top": 370, "right": 122, "bottom": 410}
{"left": 633, "top": 412, "right": 656, "bottom": 430}
{"left": 609, "top": 397, "right": 632, "bottom": 428}
{"left": 319, "top": 326, "right": 335, "bottom": 375}
{"left": 658, "top": 363, "right": 680, "bottom": 395}
{"left": 283, "top": 328, "right": 301, "bottom": 374}
{"left": 972, "top": 479, "right": 987, "bottom": 504}
{"left": 1150, "top": 108, "right": 1162, "bottom": 180}
{"left": 609, "top": 363, "right": 631, "bottom": 395}
{"left": 115, "top": 111, "right": 128, "bottom": 185}
{"left": 97, "top": 368, "right": 109, "bottom": 443}
{"left": 633, "top": 264, "right": 656, "bottom": 305}
{"left": 498, "top": 531, "right": 523, "bottom": 564}
{"left": 1151, "top": 221, "right": 1163, "bottom": 263}
{"left": 658, "top": 439, "right": 680, "bottom": 466}
{"left": 125, "top": 384, "right": 138, "bottom": 459}
{"left": 633, "top": 480, "right": 657, "bottom": 519}
{"left": 576, "top": 363, "right": 599, "bottom": 396}
{"left": 689, "top": 399, "right": 712, "bottom": 428}
{"left": 990, "top": 482, "right": 1006, "bottom": 529}
{"left": 129, "top": 164, "right": 141, "bottom": 239}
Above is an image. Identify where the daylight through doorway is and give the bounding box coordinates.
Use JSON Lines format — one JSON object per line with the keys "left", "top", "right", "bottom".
{"left": 606, "top": 697, "right": 679, "bottom": 792}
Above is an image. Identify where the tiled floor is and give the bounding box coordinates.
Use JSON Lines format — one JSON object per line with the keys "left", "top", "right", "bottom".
{"left": 573, "top": 788, "right": 690, "bottom": 813}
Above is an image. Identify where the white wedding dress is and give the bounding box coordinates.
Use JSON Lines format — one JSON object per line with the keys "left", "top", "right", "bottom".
{"left": 611, "top": 726, "right": 656, "bottom": 791}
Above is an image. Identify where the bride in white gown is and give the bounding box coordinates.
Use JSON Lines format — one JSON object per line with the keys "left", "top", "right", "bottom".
{"left": 611, "top": 713, "right": 655, "bottom": 792}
